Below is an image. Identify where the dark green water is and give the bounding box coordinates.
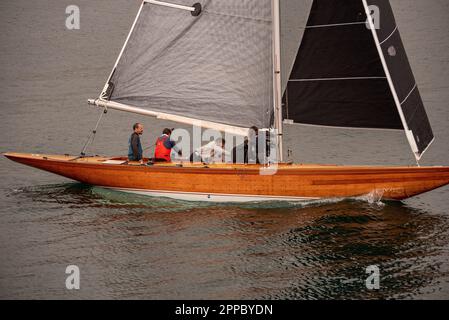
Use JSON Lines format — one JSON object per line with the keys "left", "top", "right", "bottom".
{"left": 1, "top": 0, "right": 449, "bottom": 299}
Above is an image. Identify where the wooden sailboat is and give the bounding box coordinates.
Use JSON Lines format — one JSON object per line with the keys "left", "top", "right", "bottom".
{"left": 4, "top": 153, "right": 449, "bottom": 202}
{"left": 5, "top": 0, "right": 449, "bottom": 202}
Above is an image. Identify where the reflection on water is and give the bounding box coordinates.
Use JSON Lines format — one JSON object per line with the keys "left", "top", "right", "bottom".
{"left": 2, "top": 183, "right": 448, "bottom": 299}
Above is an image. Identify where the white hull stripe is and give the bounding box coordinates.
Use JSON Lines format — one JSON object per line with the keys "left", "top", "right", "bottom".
{"left": 101, "top": 187, "right": 319, "bottom": 203}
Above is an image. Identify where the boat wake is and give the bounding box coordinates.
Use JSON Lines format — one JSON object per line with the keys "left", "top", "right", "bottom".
{"left": 354, "top": 190, "right": 387, "bottom": 207}
{"left": 8, "top": 183, "right": 390, "bottom": 211}
{"left": 92, "top": 187, "right": 390, "bottom": 210}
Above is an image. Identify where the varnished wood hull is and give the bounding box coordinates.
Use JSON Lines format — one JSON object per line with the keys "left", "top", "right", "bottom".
{"left": 4, "top": 153, "right": 449, "bottom": 202}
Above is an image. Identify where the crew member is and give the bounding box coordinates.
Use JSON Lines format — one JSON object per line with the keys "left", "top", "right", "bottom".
{"left": 128, "top": 123, "right": 144, "bottom": 163}
{"left": 191, "top": 138, "right": 229, "bottom": 164}
{"left": 154, "top": 128, "right": 181, "bottom": 162}
{"left": 232, "top": 126, "right": 261, "bottom": 164}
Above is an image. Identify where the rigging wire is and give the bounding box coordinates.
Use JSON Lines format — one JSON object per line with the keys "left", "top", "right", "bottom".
{"left": 144, "top": 143, "right": 156, "bottom": 152}
{"left": 80, "top": 107, "right": 108, "bottom": 157}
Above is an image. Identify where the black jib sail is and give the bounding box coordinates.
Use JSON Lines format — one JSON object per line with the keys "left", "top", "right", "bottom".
{"left": 283, "top": 0, "right": 434, "bottom": 160}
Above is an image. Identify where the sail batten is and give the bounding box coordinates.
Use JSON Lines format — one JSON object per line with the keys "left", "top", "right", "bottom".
{"left": 290, "top": 77, "right": 387, "bottom": 82}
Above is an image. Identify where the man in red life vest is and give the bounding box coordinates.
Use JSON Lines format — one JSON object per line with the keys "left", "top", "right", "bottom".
{"left": 153, "top": 128, "right": 181, "bottom": 162}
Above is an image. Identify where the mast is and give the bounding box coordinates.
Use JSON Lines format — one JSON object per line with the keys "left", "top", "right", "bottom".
{"left": 272, "top": 0, "right": 283, "bottom": 163}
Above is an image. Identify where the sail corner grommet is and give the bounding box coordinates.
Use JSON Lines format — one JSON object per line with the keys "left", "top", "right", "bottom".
{"left": 191, "top": 3, "right": 202, "bottom": 16}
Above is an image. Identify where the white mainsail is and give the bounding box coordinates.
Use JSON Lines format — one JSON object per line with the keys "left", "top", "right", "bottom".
{"left": 96, "top": 0, "right": 274, "bottom": 132}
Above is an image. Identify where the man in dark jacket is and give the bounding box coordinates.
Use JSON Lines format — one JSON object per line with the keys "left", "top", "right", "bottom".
{"left": 128, "top": 123, "right": 144, "bottom": 163}
{"left": 232, "top": 126, "right": 261, "bottom": 164}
